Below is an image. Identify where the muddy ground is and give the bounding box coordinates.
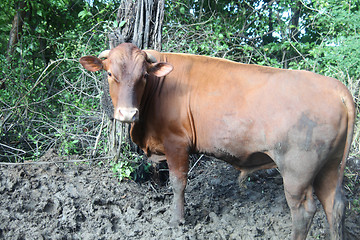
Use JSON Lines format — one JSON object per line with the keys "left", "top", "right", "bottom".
{"left": 0, "top": 151, "right": 359, "bottom": 240}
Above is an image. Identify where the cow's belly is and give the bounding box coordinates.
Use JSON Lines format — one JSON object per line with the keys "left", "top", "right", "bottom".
{"left": 194, "top": 116, "right": 279, "bottom": 173}
{"left": 204, "top": 148, "right": 276, "bottom": 171}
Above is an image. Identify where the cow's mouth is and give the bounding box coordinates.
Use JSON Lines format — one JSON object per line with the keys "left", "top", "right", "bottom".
{"left": 114, "top": 107, "right": 139, "bottom": 122}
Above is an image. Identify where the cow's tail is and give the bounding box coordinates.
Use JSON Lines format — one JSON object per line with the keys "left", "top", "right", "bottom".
{"left": 332, "top": 88, "right": 356, "bottom": 238}
{"left": 338, "top": 91, "right": 355, "bottom": 186}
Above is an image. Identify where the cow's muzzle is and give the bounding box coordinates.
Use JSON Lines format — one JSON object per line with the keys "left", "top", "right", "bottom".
{"left": 114, "top": 108, "right": 139, "bottom": 122}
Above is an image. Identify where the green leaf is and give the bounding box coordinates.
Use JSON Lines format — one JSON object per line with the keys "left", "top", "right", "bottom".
{"left": 78, "top": 9, "right": 92, "bottom": 19}
{"left": 180, "top": 6, "right": 185, "bottom": 14}
{"left": 119, "top": 20, "right": 126, "bottom": 28}
{"left": 37, "top": 10, "right": 43, "bottom": 17}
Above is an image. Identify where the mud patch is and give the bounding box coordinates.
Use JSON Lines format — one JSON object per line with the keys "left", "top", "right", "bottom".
{"left": 0, "top": 155, "right": 359, "bottom": 240}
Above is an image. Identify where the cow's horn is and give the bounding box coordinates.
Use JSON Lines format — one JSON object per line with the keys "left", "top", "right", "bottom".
{"left": 98, "top": 50, "right": 110, "bottom": 59}
{"left": 145, "top": 51, "right": 157, "bottom": 63}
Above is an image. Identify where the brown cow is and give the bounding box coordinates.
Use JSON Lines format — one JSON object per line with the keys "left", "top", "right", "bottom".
{"left": 80, "top": 43, "right": 355, "bottom": 240}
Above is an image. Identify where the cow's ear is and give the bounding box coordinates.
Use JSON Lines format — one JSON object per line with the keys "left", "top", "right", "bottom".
{"left": 148, "top": 62, "right": 173, "bottom": 77}
{"left": 79, "top": 56, "right": 103, "bottom": 72}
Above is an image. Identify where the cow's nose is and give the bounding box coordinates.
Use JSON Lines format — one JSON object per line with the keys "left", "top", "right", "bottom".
{"left": 116, "top": 108, "right": 139, "bottom": 122}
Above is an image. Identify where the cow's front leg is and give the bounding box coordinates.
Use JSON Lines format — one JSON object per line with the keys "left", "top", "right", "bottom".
{"left": 169, "top": 167, "right": 188, "bottom": 225}
{"left": 164, "top": 140, "right": 189, "bottom": 226}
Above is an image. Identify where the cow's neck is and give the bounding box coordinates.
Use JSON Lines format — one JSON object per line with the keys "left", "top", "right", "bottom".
{"left": 140, "top": 74, "right": 163, "bottom": 114}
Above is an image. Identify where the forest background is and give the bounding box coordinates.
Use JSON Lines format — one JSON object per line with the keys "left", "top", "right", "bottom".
{"left": 1, "top": 0, "right": 360, "bottom": 169}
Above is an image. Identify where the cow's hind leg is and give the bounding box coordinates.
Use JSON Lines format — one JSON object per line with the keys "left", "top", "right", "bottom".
{"left": 283, "top": 176, "right": 317, "bottom": 240}
{"left": 314, "top": 157, "right": 345, "bottom": 240}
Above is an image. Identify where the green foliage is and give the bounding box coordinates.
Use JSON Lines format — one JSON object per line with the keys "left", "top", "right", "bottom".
{"left": 0, "top": 0, "right": 119, "bottom": 161}
{"left": 111, "top": 142, "right": 148, "bottom": 181}
{"left": 345, "top": 167, "right": 360, "bottom": 214}
{"left": 0, "top": 0, "right": 16, "bottom": 53}
{"left": 111, "top": 159, "right": 134, "bottom": 181}
{"left": 310, "top": 35, "right": 360, "bottom": 80}
{"left": 352, "top": 198, "right": 360, "bottom": 214}
{"left": 164, "top": 0, "right": 360, "bottom": 79}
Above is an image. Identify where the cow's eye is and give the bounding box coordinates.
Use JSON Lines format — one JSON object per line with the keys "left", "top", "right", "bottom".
{"left": 108, "top": 72, "right": 112, "bottom": 77}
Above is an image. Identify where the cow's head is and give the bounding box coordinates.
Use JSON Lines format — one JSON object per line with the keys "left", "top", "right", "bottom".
{"left": 80, "top": 43, "right": 173, "bottom": 122}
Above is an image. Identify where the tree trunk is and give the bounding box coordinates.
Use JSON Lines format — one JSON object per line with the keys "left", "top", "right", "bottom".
{"left": 102, "top": 0, "right": 165, "bottom": 158}
{"left": 110, "top": 0, "right": 164, "bottom": 50}
{"left": 6, "top": 1, "right": 26, "bottom": 62}
{"left": 290, "top": 1, "right": 301, "bottom": 41}
{"left": 263, "top": 0, "right": 276, "bottom": 45}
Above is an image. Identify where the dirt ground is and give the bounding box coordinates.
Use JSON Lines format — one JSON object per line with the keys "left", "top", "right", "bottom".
{"left": 1, "top": 151, "right": 359, "bottom": 240}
